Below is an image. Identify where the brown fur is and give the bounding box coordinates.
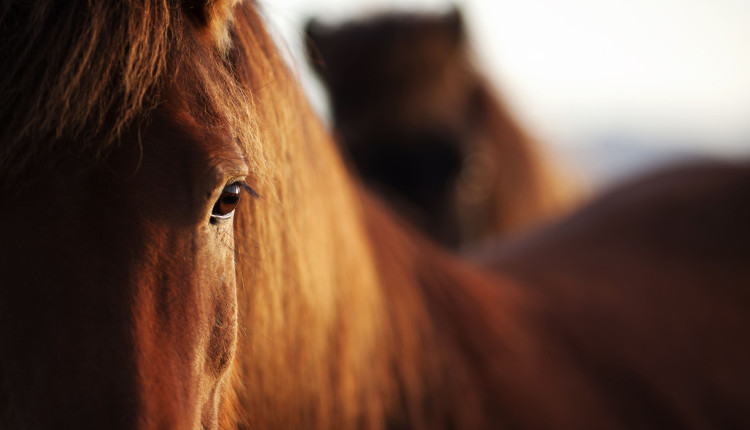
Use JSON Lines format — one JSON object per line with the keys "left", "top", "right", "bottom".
{"left": 0, "top": 1, "right": 749, "bottom": 429}
{"left": 486, "top": 161, "right": 750, "bottom": 429}
{"left": 306, "top": 10, "right": 577, "bottom": 247}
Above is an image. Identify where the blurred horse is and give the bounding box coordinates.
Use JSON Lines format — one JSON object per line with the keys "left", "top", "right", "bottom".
{"left": 0, "top": 1, "right": 748, "bottom": 429}
{"left": 306, "top": 9, "right": 577, "bottom": 247}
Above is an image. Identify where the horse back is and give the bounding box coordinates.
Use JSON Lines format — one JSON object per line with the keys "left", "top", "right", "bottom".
{"left": 489, "top": 160, "right": 750, "bottom": 429}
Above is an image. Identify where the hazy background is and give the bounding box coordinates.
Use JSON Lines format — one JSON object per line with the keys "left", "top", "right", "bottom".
{"left": 259, "top": 0, "right": 750, "bottom": 189}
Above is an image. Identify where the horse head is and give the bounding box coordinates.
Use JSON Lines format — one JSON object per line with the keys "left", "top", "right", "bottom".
{"left": 0, "top": 1, "right": 251, "bottom": 427}
{"left": 306, "top": 9, "right": 577, "bottom": 246}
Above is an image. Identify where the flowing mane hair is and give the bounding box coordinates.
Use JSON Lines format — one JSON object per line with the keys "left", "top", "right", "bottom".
{"left": 0, "top": 0, "right": 261, "bottom": 183}
{"left": 227, "top": 6, "right": 519, "bottom": 428}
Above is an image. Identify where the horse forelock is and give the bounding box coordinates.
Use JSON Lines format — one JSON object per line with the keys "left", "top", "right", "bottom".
{"left": 0, "top": 0, "right": 271, "bottom": 187}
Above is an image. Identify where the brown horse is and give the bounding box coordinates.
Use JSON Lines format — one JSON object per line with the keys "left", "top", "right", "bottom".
{"left": 0, "top": 1, "right": 748, "bottom": 429}
{"left": 306, "top": 9, "right": 577, "bottom": 247}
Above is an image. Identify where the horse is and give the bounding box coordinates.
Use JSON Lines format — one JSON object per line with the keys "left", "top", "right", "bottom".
{"left": 0, "top": 1, "right": 749, "bottom": 429}
{"left": 305, "top": 9, "right": 577, "bottom": 247}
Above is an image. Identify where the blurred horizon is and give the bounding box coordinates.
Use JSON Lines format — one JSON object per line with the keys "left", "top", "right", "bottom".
{"left": 260, "top": 0, "right": 750, "bottom": 189}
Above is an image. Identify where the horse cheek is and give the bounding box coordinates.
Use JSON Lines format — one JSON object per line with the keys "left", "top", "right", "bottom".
{"left": 190, "top": 237, "right": 239, "bottom": 428}
{"left": 203, "top": 249, "right": 239, "bottom": 378}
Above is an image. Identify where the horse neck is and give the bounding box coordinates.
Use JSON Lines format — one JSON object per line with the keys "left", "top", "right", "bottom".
{"left": 230, "top": 108, "right": 531, "bottom": 428}
{"left": 472, "top": 82, "right": 579, "bottom": 234}
{"left": 226, "top": 10, "right": 534, "bottom": 425}
{"left": 361, "top": 197, "right": 540, "bottom": 429}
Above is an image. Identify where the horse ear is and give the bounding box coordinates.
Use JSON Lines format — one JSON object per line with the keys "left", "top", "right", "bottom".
{"left": 183, "top": 0, "right": 241, "bottom": 50}
{"left": 305, "top": 18, "right": 330, "bottom": 76}
{"left": 444, "top": 5, "right": 465, "bottom": 46}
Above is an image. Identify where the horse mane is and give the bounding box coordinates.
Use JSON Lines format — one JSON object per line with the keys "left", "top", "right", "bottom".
{"left": 225, "top": 6, "right": 393, "bottom": 427}
{"left": 223, "top": 5, "right": 555, "bottom": 428}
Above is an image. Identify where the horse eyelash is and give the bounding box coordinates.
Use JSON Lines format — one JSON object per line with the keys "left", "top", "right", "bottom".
{"left": 237, "top": 181, "right": 260, "bottom": 199}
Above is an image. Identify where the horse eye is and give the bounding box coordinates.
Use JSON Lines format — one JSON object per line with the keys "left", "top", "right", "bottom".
{"left": 211, "top": 183, "right": 242, "bottom": 220}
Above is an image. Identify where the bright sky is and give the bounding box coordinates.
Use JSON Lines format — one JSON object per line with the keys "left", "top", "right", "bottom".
{"left": 260, "top": 0, "right": 750, "bottom": 174}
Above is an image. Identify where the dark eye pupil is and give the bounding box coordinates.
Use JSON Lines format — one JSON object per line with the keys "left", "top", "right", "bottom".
{"left": 222, "top": 195, "right": 239, "bottom": 205}
{"left": 212, "top": 185, "right": 242, "bottom": 218}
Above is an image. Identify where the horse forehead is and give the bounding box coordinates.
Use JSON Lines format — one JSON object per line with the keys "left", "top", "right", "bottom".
{"left": 144, "top": 105, "right": 248, "bottom": 178}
